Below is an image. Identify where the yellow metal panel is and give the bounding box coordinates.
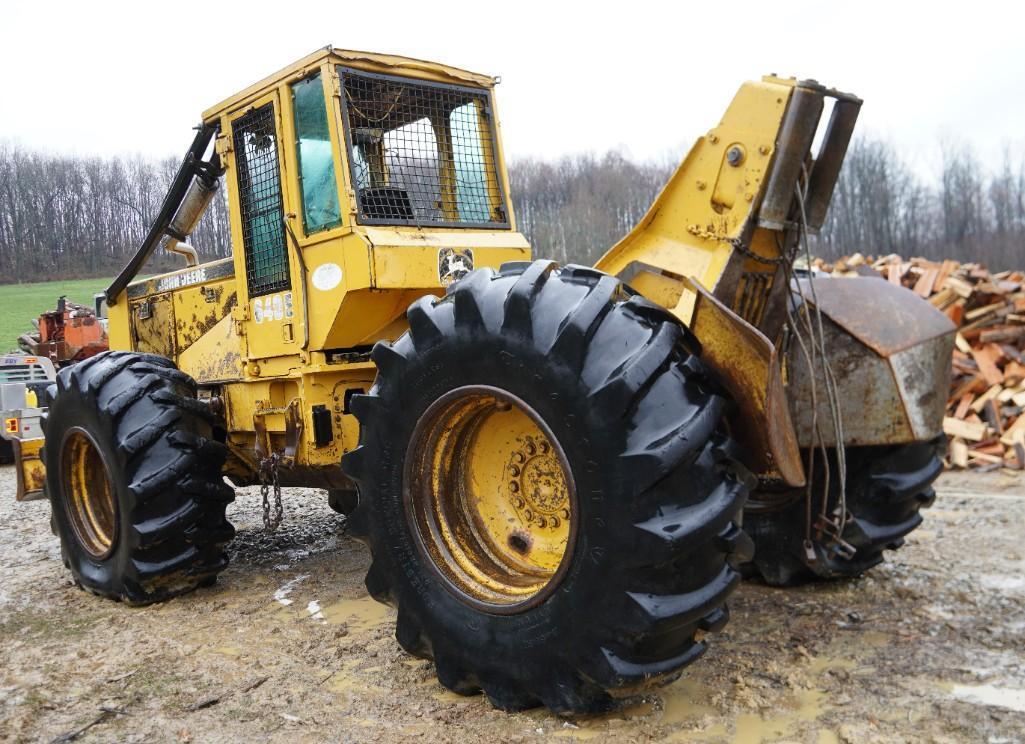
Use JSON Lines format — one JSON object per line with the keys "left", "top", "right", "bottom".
{"left": 363, "top": 227, "right": 530, "bottom": 251}
{"left": 172, "top": 281, "right": 238, "bottom": 353}
{"left": 177, "top": 313, "right": 245, "bottom": 384}
{"left": 324, "top": 289, "right": 429, "bottom": 349}
{"left": 594, "top": 79, "right": 793, "bottom": 322}
{"left": 15, "top": 437, "right": 45, "bottom": 501}
{"left": 130, "top": 293, "right": 176, "bottom": 357}
{"left": 108, "top": 296, "right": 131, "bottom": 350}
{"left": 372, "top": 245, "right": 530, "bottom": 289}
{"left": 299, "top": 232, "right": 373, "bottom": 350}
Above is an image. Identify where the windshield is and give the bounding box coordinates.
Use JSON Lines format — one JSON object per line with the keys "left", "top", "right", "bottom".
{"left": 338, "top": 67, "right": 508, "bottom": 228}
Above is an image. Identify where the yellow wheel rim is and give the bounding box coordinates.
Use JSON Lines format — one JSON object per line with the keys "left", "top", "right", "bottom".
{"left": 61, "top": 428, "right": 118, "bottom": 559}
{"left": 405, "top": 386, "right": 576, "bottom": 613}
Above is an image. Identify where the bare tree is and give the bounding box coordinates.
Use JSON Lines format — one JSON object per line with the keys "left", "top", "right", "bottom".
{"left": 3, "top": 135, "right": 1025, "bottom": 284}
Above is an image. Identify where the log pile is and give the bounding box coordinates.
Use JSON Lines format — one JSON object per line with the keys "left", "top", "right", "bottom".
{"left": 811, "top": 253, "right": 1025, "bottom": 471}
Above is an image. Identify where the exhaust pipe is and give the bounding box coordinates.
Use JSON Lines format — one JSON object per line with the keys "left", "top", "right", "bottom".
{"left": 164, "top": 172, "right": 220, "bottom": 267}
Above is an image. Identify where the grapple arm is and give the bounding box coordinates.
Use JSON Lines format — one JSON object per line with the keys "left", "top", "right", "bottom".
{"left": 593, "top": 77, "right": 861, "bottom": 486}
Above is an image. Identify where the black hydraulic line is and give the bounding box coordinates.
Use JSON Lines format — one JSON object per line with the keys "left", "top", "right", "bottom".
{"left": 105, "top": 124, "right": 220, "bottom": 305}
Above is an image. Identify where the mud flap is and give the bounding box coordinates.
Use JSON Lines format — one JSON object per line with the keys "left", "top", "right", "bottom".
{"left": 683, "top": 278, "right": 805, "bottom": 487}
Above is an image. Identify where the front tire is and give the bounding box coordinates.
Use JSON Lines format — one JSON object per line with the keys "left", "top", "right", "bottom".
{"left": 42, "top": 352, "right": 235, "bottom": 604}
{"left": 342, "top": 261, "right": 752, "bottom": 713}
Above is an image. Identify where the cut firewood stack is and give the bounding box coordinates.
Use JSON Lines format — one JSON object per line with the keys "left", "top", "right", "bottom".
{"left": 811, "top": 253, "right": 1025, "bottom": 471}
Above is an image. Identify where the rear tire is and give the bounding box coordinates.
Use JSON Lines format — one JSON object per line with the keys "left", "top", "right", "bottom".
{"left": 42, "top": 351, "right": 235, "bottom": 604}
{"left": 742, "top": 438, "right": 943, "bottom": 586}
{"left": 342, "top": 260, "right": 752, "bottom": 714}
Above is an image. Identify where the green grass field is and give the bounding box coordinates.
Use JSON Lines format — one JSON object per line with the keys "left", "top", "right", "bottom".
{"left": 0, "top": 278, "right": 112, "bottom": 353}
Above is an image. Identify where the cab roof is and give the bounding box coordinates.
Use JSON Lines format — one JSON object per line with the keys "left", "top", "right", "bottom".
{"left": 202, "top": 46, "right": 497, "bottom": 123}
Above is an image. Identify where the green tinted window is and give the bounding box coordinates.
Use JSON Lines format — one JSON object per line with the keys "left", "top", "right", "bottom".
{"left": 450, "top": 102, "right": 491, "bottom": 222}
{"left": 292, "top": 72, "right": 341, "bottom": 233}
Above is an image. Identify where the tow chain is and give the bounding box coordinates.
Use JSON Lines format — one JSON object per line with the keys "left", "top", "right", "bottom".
{"left": 259, "top": 453, "right": 284, "bottom": 531}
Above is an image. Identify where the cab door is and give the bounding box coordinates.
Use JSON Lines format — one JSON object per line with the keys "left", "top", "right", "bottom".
{"left": 224, "top": 92, "right": 299, "bottom": 361}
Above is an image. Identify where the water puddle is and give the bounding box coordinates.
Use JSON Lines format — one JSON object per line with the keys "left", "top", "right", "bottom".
{"left": 659, "top": 677, "right": 717, "bottom": 724}
{"left": 809, "top": 654, "right": 857, "bottom": 675}
{"left": 950, "top": 683, "right": 1025, "bottom": 713}
{"left": 325, "top": 660, "right": 389, "bottom": 696}
{"left": 665, "top": 722, "right": 728, "bottom": 742}
{"left": 321, "top": 596, "right": 394, "bottom": 631}
{"left": 733, "top": 689, "right": 830, "bottom": 744}
{"left": 551, "top": 723, "right": 615, "bottom": 740}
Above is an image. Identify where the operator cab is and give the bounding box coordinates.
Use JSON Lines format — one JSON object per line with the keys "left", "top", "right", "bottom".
{"left": 106, "top": 48, "right": 529, "bottom": 367}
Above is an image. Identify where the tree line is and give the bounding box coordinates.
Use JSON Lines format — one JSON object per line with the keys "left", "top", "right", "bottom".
{"left": 1, "top": 137, "right": 1023, "bottom": 284}
{"left": 0, "top": 144, "right": 231, "bottom": 282}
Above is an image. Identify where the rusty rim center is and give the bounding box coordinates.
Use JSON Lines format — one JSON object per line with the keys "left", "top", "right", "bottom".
{"left": 404, "top": 385, "right": 577, "bottom": 614}
{"left": 61, "top": 427, "right": 118, "bottom": 559}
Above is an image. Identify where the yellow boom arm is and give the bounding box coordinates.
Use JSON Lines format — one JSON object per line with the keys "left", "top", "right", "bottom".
{"left": 594, "top": 76, "right": 861, "bottom": 485}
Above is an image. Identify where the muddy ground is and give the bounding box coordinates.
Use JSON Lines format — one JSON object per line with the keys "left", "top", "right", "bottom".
{"left": 0, "top": 468, "right": 1023, "bottom": 743}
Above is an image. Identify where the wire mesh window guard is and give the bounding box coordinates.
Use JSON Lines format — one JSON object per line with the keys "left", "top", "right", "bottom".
{"left": 233, "top": 103, "right": 291, "bottom": 297}
{"left": 338, "top": 67, "right": 508, "bottom": 227}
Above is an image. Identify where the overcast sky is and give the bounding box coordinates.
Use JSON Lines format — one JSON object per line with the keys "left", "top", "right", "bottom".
{"left": 2, "top": 0, "right": 1023, "bottom": 179}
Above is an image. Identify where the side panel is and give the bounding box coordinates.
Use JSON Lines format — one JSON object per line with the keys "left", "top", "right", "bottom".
{"left": 117, "top": 259, "right": 240, "bottom": 372}
{"left": 130, "top": 293, "right": 176, "bottom": 357}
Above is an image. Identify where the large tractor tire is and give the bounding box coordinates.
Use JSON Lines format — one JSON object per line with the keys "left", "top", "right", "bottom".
{"left": 742, "top": 438, "right": 944, "bottom": 586}
{"left": 42, "top": 351, "right": 235, "bottom": 604}
{"left": 342, "top": 260, "right": 753, "bottom": 714}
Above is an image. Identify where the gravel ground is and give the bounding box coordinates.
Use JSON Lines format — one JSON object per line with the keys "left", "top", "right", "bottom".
{"left": 0, "top": 466, "right": 1023, "bottom": 743}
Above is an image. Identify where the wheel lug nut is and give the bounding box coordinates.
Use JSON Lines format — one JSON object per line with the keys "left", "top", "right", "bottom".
{"left": 537, "top": 516, "right": 547, "bottom": 528}
{"left": 508, "top": 481, "right": 519, "bottom": 493}
{"left": 524, "top": 509, "right": 533, "bottom": 521}
{"left": 550, "top": 516, "right": 560, "bottom": 529}
{"left": 539, "top": 441, "right": 550, "bottom": 454}
{"left": 561, "top": 508, "right": 570, "bottom": 519}
{"left": 509, "top": 464, "right": 520, "bottom": 476}
{"left": 513, "top": 496, "right": 524, "bottom": 508}
{"left": 513, "top": 452, "right": 525, "bottom": 463}
{"left": 525, "top": 442, "right": 536, "bottom": 456}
